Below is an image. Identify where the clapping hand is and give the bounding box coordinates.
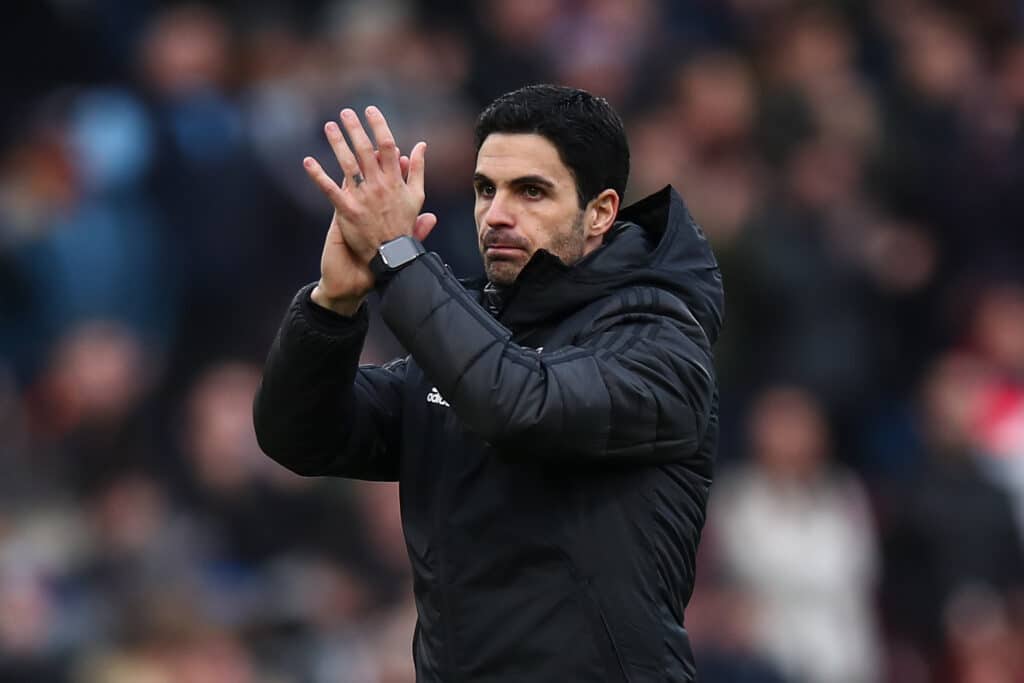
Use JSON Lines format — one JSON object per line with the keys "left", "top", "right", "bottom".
{"left": 304, "top": 106, "right": 437, "bottom": 315}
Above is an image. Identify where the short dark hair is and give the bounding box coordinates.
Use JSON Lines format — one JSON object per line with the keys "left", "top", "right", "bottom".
{"left": 474, "top": 85, "right": 630, "bottom": 208}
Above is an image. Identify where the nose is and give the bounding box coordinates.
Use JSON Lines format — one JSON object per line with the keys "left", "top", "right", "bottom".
{"left": 483, "top": 191, "right": 515, "bottom": 229}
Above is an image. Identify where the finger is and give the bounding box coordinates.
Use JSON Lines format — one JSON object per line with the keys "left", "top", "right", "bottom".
{"left": 324, "top": 121, "right": 362, "bottom": 189}
{"left": 376, "top": 148, "right": 402, "bottom": 169}
{"left": 400, "top": 154, "right": 410, "bottom": 182}
{"left": 340, "top": 108, "right": 379, "bottom": 181}
{"left": 407, "top": 141, "right": 427, "bottom": 197}
{"left": 302, "top": 156, "right": 343, "bottom": 205}
{"left": 413, "top": 212, "right": 438, "bottom": 241}
{"left": 365, "top": 106, "right": 401, "bottom": 180}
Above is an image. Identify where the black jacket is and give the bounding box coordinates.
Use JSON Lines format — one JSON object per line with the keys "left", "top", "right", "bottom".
{"left": 254, "top": 186, "right": 724, "bottom": 682}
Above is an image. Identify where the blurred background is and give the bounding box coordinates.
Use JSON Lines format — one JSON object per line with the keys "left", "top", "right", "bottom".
{"left": 2, "top": 0, "right": 1024, "bottom": 681}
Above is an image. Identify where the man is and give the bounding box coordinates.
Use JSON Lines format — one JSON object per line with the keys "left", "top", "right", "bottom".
{"left": 254, "top": 85, "right": 723, "bottom": 682}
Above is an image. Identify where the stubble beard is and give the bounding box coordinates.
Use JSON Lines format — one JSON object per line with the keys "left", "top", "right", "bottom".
{"left": 484, "top": 211, "right": 586, "bottom": 287}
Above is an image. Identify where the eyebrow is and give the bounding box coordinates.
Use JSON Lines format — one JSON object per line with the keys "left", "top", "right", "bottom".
{"left": 473, "top": 173, "right": 556, "bottom": 189}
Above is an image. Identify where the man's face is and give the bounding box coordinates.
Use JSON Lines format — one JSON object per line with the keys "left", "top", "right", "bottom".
{"left": 473, "top": 133, "right": 586, "bottom": 286}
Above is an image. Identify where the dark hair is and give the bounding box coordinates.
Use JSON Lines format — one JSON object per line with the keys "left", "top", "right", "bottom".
{"left": 474, "top": 85, "right": 630, "bottom": 208}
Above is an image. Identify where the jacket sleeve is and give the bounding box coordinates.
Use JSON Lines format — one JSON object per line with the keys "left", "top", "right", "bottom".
{"left": 253, "top": 283, "right": 406, "bottom": 481}
{"left": 378, "top": 254, "right": 716, "bottom": 467}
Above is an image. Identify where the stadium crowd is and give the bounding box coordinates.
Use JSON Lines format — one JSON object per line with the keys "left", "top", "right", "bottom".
{"left": 2, "top": 0, "right": 1024, "bottom": 681}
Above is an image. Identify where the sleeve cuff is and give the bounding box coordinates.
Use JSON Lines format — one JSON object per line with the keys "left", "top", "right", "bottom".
{"left": 297, "top": 282, "right": 369, "bottom": 336}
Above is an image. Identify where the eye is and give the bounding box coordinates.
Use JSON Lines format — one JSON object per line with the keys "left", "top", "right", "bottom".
{"left": 522, "top": 185, "right": 543, "bottom": 199}
{"left": 475, "top": 182, "right": 496, "bottom": 198}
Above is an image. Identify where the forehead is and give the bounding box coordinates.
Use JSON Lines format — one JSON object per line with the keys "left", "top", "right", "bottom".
{"left": 475, "top": 133, "right": 573, "bottom": 185}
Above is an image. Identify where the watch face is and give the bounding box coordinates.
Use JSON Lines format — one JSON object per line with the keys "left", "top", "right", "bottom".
{"left": 381, "top": 237, "right": 423, "bottom": 268}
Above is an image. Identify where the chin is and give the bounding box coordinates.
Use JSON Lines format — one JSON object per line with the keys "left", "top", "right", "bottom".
{"left": 485, "top": 261, "right": 522, "bottom": 287}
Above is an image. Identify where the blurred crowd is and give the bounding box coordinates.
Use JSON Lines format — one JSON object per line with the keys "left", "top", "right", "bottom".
{"left": 2, "top": 0, "right": 1024, "bottom": 681}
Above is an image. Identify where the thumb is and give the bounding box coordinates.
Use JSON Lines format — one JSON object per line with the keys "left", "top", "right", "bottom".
{"left": 413, "top": 212, "right": 438, "bottom": 241}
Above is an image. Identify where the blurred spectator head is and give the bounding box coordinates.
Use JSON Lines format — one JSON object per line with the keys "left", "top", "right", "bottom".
{"left": 770, "top": 8, "right": 855, "bottom": 91}
{"left": 919, "top": 352, "right": 991, "bottom": 454}
{"left": 943, "top": 585, "right": 1022, "bottom": 682}
{"left": 748, "top": 385, "right": 830, "bottom": 481}
{"left": 550, "top": 0, "right": 661, "bottom": 106}
{"left": 805, "top": 76, "right": 881, "bottom": 152}
{"left": 970, "top": 283, "right": 1024, "bottom": 375}
{"left": 678, "top": 155, "right": 760, "bottom": 247}
{"left": 237, "top": 18, "right": 306, "bottom": 86}
{"left": 890, "top": 5, "right": 982, "bottom": 104}
{"left": 89, "top": 472, "right": 168, "bottom": 558}
{"left": 325, "top": 0, "right": 418, "bottom": 79}
{"left": 481, "top": 0, "right": 561, "bottom": 51}
{"left": 140, "top": 5, "right": 232, "bottom": 97}
{"left": 673, "top": 52, "right": 756, "bottom": 154}
{"left": 159, "top": 628, "right": 255, "bottom": 683}
{"left": 183, "top": 362, "right": 266, "bottom": 494}
{"left": 35, "top": 321, "right": 148, "bottom": 434}
{"left": 625, "top": 107, "right": 691, "bottom": 200}
{"left": 786, "top": 135, "right": 863, "bottom": 210}
{"left": 859, "top": 217, "right": 938, "bottom": 295}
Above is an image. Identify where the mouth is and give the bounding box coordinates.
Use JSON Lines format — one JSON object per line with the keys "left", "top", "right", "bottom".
{"left": 482, "top": 231, "right": 530, "bottom": 260}
{"left": 484, "top": 245, "right": 527, "bottom": 260}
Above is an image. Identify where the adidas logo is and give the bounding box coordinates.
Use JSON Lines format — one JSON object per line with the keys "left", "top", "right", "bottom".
{"left": 426, "top": 387, "right": 450, "bottom": 407}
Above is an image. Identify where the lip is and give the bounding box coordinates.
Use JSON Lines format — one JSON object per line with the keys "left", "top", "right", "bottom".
{"left": 484, "top": 246, "right": 526, "bottom": 258}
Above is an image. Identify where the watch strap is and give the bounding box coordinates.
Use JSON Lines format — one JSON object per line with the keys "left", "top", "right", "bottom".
{"left": 370, "top": 236, "right": 426, "bottom": 279}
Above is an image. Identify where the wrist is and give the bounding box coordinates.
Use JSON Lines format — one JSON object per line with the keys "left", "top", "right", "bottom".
{"left": 310, "top": 284, "right": 365, "bottom": 317}
{"left": 370, "top": 235, "right": 426, "bottom": 281}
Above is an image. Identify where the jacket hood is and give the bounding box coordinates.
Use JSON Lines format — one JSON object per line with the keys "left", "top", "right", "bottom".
{"left": 497, "top": 185, "right": 724, "bottom": 344}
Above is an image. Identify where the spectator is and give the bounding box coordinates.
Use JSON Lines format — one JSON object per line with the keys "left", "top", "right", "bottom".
{"left": 879, "top": 351, "right": 1024, "bottom": 676}
{"left": 712, "top": 386, "right": 882, "bottom": 683}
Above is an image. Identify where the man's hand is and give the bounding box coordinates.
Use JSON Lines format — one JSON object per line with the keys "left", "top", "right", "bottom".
{"left": 304, "top": 106, "right": 437, "bottom": 316}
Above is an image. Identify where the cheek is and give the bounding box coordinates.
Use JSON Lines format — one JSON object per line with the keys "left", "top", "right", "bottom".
{"left": 473, "top": 209, "right": 486, "bottom": 244}
{"left": 535, "top": 208, "right": 577, "bottom": 246}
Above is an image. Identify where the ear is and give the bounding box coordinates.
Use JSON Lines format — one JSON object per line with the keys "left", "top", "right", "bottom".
{"left": 586, "top": 189, "right": 621, "bottom": 240}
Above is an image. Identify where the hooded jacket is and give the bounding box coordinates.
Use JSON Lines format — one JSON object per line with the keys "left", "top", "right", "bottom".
{"left": 254, "top": 186, "right": 724, "bottom": 682}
